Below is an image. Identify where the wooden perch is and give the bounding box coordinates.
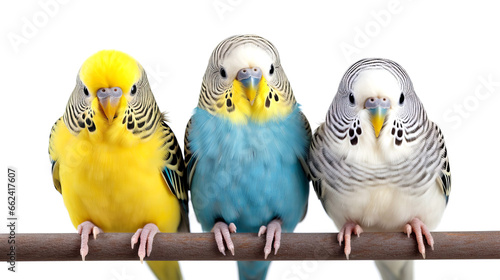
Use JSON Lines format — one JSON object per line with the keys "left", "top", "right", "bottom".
{"left": 1, "top": 232, "right": 499, "bottom": 262}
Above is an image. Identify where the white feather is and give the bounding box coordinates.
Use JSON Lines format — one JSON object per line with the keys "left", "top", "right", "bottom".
{"left": 223, "top": 44, "right": 273, "bottom": 80}
{"left": 352, "top": 69, "right": 401, "bottom": 107}
{"left": 321, "top": 176, "right": 446, "bottom": 232}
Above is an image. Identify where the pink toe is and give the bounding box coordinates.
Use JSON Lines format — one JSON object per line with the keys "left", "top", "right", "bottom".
{"left": 258, "top": 226, "right": 267, "bottom": 237}
{"left": 212, "top": 221, "right": 234, "bottom": 256}
{"left": 338, "top": 221, "right": 363, "bottom": 259}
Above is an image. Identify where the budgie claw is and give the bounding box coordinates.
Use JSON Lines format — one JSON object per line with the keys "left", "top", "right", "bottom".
{"left": 404, "top": 218, "right": 434, "bottom": 259}
{"left": 338, "top": 221, "right": 363, "bottom": 260}
{"left": 77, "top": 221, "right": 102, "bottom": 261}
{"left": 131, "top": 223, "right": 159, "bottom": 263}
{"left": 212, "top": 221, "right": 237, "bottom": 256}
{"left": 259, "top": 219, "right": 282, "bottom": 259}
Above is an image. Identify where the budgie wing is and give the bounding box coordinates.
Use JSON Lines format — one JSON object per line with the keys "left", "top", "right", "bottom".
{"left": 183, "top": 117, "right": 197, "bottom": 189}
{"left": 434, "top": 123, "right": 451, "bottom": 203}
{"left": 159, "top": 120, "right": 190, "bottom": 232}
{"left": 298, "top": 111, "right": 312, "bottom": 221}
{"left": 298, "top": 111, "right": 312, "bottom": 177}
{"left": 308, "top": 123, "right": 326, "bottom": 200}
{"left": 49, "top": 117, "right": 63, "bottom": 194}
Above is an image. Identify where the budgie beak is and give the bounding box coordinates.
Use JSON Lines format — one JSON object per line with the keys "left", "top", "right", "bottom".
{"left": 97, "top": 87, "right": 123, "bottom": 123}
{"left": 365, "top": 97, "right": 390, "bottom": 138}
{"left": 369, "top": 107, "right": 387, "bottom": 138}
{"left": 236, "top": 67, "right": 263, "bottom": 105}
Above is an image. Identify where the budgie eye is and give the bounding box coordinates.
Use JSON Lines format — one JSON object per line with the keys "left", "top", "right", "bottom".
{"left": 130, "top": 85, "right": 137, "bottom": 95}
{"left": 269, "top": 64, "right": 274, "bottom": 75}
{"left": 83, "top": 86, "right": 89, "bottom": 96}
{"left": 349, "top": 92, "right": 355, "bottom": 105}
{"left": 220, "top": 67, "right": 227, "bottom": 79}
{"left": 399, "top": 92, "right": 405, "bottom": 105}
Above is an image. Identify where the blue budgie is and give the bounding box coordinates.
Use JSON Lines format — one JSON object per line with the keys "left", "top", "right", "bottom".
{"left": 185, "top": 34, "right": 311, "bottom": 280}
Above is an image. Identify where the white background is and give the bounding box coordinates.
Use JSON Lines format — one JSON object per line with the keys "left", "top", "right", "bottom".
{"left": 1, "top": 0, "right": 500, "bottom": 279}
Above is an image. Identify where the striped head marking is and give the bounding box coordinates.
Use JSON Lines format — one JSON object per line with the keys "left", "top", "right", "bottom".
{"left": 198, "top": 34, "right": 296, "bottom": 124}
{"left": 329, "top": 58, "right": 425, "bottom": 147}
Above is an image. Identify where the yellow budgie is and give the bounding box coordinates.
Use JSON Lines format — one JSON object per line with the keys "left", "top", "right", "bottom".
{"left": 49, "top": 50, "right": 188, "bottom": 280}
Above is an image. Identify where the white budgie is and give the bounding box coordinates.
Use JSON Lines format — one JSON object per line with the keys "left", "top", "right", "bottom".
{"left": 308, "top": 58, "right": 451, "bottom": 279}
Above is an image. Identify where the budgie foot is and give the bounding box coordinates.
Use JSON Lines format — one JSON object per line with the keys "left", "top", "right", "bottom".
{"left": 212, "top": 221, "right": 237, "bottom": 256}
{"left": 338, "top": 221, "right": 363, "bottom": 260}
{"left": 258, "top": 219, "right": 282, "bottom": 259}
{"left": 404, "top": 218, "right": 434, "bottom": 259}
{"left": 77, "top": 221, "right": 102, "bottom": 261}
{"left": 131, "top": 223, "right": 160, "bottom": 263}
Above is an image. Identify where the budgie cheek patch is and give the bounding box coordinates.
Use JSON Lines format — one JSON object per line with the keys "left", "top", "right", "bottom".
{"left": 77, "top": 107, "right": 97, "bottom": 133}
{"left": 223, "top": 91, "right": 234, "bottom": 112}
{"left": 214, "top": 83, "right": 251, "bottom": 124}
{"left": 265, "top": 88, "right": 280, "bottom": 108}
{"left": 349, "top": 118, "right": 362, "bottom": 145}
{"left": 122, "top": 106, "right": 136, "bottom": 130}
{"left": 250, "top": 80, "right": 292, "bottom": 123}
{"left": 391, "top": 119, "right": 404, "bottom": 146}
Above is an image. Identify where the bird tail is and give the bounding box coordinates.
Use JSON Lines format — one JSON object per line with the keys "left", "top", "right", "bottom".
{"left": 147, "top": 261, "right": 182, "bottom": 280}
{"left": 375, "top": 260, "right": 414, "bottom": 280}
{"left": 237, "top": 261, "right": 270, "bottom": 280}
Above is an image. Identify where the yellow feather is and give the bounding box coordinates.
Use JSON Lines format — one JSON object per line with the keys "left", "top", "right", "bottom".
{"left": 214, "top": 80, "right": 251, "bottom": 124}
{"left": 250, "top": 77, "right": 292, "bottom": 122}
{"left": 51, "top": 121, "right": 181, "bottom": 233}
{"left": 79, "top": 50, "right": 141, "bottom": 96}
{"left": 213, "top": 76, "right": 292, "bottom": 124}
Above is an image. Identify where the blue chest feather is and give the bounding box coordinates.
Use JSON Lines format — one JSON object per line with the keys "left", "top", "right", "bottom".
{"left": 189, "top": 106, "right": 310, "bottom": 232}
